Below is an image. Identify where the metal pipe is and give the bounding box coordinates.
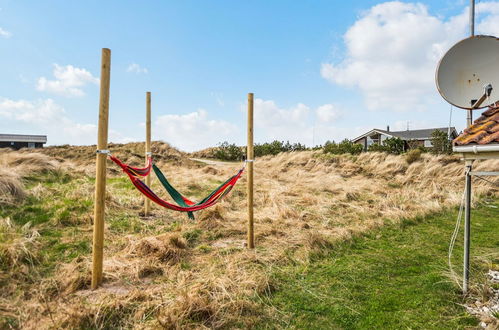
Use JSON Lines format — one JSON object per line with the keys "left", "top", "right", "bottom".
{"left": 463, "top": 162, "right": 472, "bottom": 294}
{"left": 467, "top": 0, "right": 475, "bottom": 127}
{"left": 470, "top": 0, "right": 475, "bottom": 37}
{"left": 453, "top": 145, "right": 499, "bottom": 153}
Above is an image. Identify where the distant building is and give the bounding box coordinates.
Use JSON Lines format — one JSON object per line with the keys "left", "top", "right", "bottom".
{"left": 351, "top": 127, "right": 458, "bottom": 151}
{"left": 0, "top": 134, "right": 47, "bottom": 150}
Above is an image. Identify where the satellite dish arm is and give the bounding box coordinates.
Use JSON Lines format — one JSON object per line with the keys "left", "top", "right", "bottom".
{"left": 471, "top": 84, "right": 493, "bottom": 109}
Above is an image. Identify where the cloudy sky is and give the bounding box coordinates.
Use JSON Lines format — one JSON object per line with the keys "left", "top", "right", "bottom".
{"left": 1, "top": 1, "right": 499, "bottom": 151}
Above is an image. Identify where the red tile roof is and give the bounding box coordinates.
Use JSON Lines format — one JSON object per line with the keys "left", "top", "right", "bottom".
{"left": 453, "top": 104, "right": 499, "bottom": 146}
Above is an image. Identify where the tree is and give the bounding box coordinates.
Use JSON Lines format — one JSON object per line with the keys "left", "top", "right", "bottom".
{"left": 214, "top": 142, "right": 244, "bottom": 161}
{"left": 430, "top": 130, "right": 452, "bottom": 155}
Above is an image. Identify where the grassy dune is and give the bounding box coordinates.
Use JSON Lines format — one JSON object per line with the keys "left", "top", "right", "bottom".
{"left": 0, "top": 143, "right": 498, "bottom": 328}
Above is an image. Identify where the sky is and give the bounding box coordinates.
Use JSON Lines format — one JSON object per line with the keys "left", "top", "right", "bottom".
{"left": 1, "top": 0, "right": 499, "bottom": 151}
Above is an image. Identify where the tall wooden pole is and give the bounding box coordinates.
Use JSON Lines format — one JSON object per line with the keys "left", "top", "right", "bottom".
{"left": 91, "top": 48, "right": 111, "bottom": 290}
{"left": 144, "top": 91, "right": 152, "bottom": 216}
{"left": 247, "top": 93, "right": 255, "bottom": 249}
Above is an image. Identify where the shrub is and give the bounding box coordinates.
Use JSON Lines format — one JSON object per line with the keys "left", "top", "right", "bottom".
{"left": 254, "top": 140, "right": 308, "bottom": 157}
{"left": 213, "top": 142, "right": 244, "bottom": 161}
{"left": 405, "top": 149, "right": 422, "bottom": 164}
{"left": 430, "top": 130, "right": 452, "bottom": 155}
{"left": 383, "top": 137, "right": 405, "bottom": 154}
{"left": 368, "top": 143, "right": 387, "bottom": 152}
{"left": 323, "top": 139, "right": 363, "bottom": 155}
{"left": 368, "top": 137, "right": 404, "bottom": 155}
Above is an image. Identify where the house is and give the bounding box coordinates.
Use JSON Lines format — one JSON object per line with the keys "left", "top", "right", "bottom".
{"left": 453, "top": 104, "right": 499, "bottom": 159}
{"left": 351, "top": 126, "right": 458, "bottom": 151}
{"left": 0, "top": 134, "right": 47, "bottom": 150}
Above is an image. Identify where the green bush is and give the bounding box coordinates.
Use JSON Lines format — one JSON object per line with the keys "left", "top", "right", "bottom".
{"left": 430, "top": 130, "right": 452, "bottom": 155}
{"left": 368, "top": 143, "right": 387, "bottom": 152}
{"left": 323, "top": 139, "right": 363, "bottom": 155}
{"left": 368, "top": 137, "right": 404, "bottom": 155}
{"left": 254, "top": 140, "right": 308, "bottom": 157}
{"left": 214, "top": 140, "right": 309, "bottom": 160}
{"left": 213, "top": 142, "right": 244, "bottom": 161}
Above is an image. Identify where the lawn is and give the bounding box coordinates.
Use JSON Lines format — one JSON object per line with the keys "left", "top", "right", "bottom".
{"left": 260, "top": 199, "right": 499, "bottom": 329}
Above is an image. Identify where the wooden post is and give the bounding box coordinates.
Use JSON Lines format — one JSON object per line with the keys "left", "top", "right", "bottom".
{"left": 247, "top": 93, "right": 255, "bottom": 248}
{"left": 144, "top": 91, "right": 152, "bottom": 216}
{"left": 91, "top": 48, "right": 111, "bottom": 290}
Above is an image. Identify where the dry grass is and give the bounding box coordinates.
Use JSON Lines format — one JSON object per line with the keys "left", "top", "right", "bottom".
{"left": 0, "top": 145, "right": 498, "bottom": 328}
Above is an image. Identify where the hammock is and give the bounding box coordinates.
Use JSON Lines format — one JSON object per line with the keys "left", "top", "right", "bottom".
{"left": 109, "top": 155, "right": 244, "bottom": 219}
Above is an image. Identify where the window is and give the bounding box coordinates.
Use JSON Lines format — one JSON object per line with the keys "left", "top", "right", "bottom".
{"left": 424, "top": 140, "right": 433, "bottom": 148}
{"left": 28, "top": 142, "right": 35, "bottom": 148}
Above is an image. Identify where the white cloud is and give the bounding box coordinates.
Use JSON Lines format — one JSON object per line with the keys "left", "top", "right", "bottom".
{"left": 154, "top": 109, "right": 237, "bottom": 152}
{"left": 253, "top": 99, "right": 344, "bottom": 145}
{"left": 0, "top": 27, "right": 11, "bottom": 38}
{"left": 0, "top": 98, "right": 65, "bottom": 124}
{"left": 0, "top": 97, "right": 132, "bottom": 145}
{"left": 36, "top": 64, "right": 99, "bottom": 97}
{"left": 316, "top": 104, "right": 342, "bottom": 123}
{"left": 253, "top": 98, "right": 311, "bottom": 143}
{"left": 126, "top": 63, "right": 148, "bottom": 74}
{"left": 321, "top": 1, "right": 499, "bottom": 112}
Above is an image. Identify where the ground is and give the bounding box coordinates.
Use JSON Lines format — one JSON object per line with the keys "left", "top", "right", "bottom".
{"left": 0, "top": 144, "right": 498, "bottom": 328}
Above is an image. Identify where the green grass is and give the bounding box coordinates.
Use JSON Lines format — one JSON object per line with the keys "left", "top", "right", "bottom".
{"left": 260, "top": 200, "right": 499, "bottom": 329}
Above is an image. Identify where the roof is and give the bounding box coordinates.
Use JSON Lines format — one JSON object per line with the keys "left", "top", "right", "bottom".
{"left": 388, "top": 127, "right": 457, "bottom": 140}
{"left": 453, "top": 105, "right": 499, "bottom": 146}
{"left": 0, "top": 134, "right": 47, "bottom": 143}
{"left": 352, "top": 127, "right": 457, "bottom": 142}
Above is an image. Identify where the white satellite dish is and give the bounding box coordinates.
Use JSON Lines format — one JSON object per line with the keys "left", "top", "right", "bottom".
{"left": 436, "top": 35, "right": 499, "bottom": 110}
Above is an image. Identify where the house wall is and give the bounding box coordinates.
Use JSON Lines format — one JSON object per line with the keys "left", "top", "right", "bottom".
{"left": 0, "top": 141, "right": 44, "bottom": 150}
{"left": 353, "top": 137, "right": 367, "bottom": 151}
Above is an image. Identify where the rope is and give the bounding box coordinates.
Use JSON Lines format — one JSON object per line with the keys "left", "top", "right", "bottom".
{"left": 448, "top": 185, "right": 466, "bottom": 288}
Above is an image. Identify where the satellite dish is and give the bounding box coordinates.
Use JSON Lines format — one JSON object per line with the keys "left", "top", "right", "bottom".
{"left": 436, "top": 35, "right": 499, "bottom": 110}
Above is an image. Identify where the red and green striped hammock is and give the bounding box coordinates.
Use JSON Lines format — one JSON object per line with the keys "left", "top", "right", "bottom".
{"left": 109, "top": 155, "right": 244, "bottom": 219}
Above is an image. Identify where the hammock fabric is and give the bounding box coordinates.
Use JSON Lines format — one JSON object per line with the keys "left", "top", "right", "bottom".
{"left": 109, "top": 155, "right": 244, "bottom": 218}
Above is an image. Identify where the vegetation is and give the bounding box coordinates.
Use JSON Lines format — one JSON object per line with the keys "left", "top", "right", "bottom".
{"left": 254, "top": 140, "right": 307, "bottom": 157}
{"left": 431, "top": 129, "right": 453, "bottom": 155}
{"left": 213, "top": 141, "right": 244, "bottom": 161}
{"left": 0, "top": 145, "right": 497, "bottom": 328}
{"left": 323, "top": 139, "right": 363, "bottom": 155}
{"left": 209, "top": 140, "right": 309, "bottom": 161}
{"left": 368, "top": 137, "right": 405, "bottom": 154}
{"left": 261, "top": 200, "right": 499, "bottom": 328}
{"left": 405, "top": 148, "right": 422, "bottom": 164}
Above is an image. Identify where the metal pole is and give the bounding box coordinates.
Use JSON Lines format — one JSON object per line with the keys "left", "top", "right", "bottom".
{"left": 463, "top": 162, "right": 472, "bottom": 294}
{"left": 467, "top": 0, "right": 475, "bottom": 126}
{"left": 470, "top": 0, "right": 475, "bottom": 36}
{"left": 463, "top": 0, "right": 475, "bottom": 294}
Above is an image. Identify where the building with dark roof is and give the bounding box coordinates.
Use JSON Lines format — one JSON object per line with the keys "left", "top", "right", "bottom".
{"left": 352, "top": 127, "right": 458, "bottom": 151}
{"left": 0, "top": 134, "right": 47, "bottom": 150}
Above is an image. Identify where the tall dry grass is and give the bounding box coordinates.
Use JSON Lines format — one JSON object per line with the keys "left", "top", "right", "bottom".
{"left": 1, "top": 146, "right": 498, "bottom": 328}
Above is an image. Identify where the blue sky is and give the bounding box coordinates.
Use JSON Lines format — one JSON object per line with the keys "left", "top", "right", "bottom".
{"left": 0, "top": 0, "right": 498, "bottom": 151}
